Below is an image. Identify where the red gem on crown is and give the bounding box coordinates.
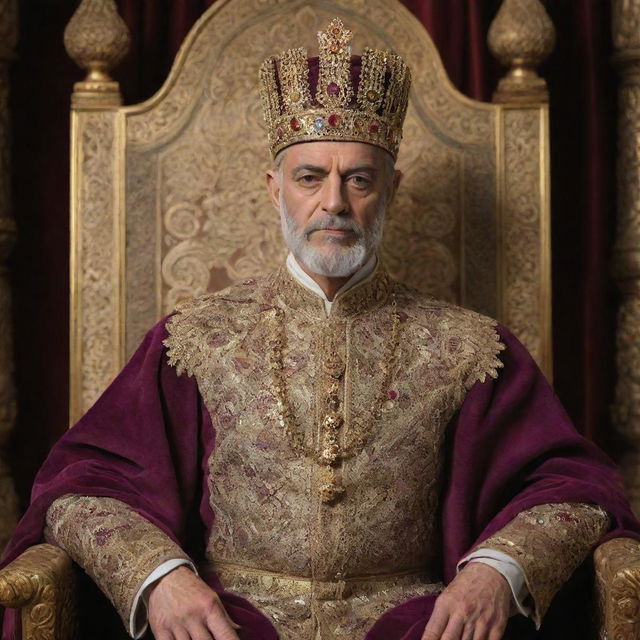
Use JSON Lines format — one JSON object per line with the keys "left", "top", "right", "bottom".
{"left": 328, "top": 114, "right": 340, "bottom": 127}
{"left": 327, "top": 82, "right": 340, "bottom": 96}
{"left": 276, "top": 126, "right": 284, "bottom": 139}
{"left": 369, "top": 121, "right": 379, "bottom": 134}
{"left": 290, "top": 117, "right": 302, "bottom": 131}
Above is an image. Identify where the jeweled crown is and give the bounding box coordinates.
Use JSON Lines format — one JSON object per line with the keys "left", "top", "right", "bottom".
{"left": 259, "top": 18, "right": 411, "bottom": 159}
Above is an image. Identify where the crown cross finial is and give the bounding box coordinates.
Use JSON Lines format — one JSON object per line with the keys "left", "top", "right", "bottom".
{"left": 317, "top": 18, "right": 354, "bottom": 109}
{"left": 318, "top": 18, "right": 353, "bottom": 53}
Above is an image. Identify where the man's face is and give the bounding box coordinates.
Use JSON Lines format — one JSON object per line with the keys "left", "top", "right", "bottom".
{"left": 266, "top": 141, "right": 400, "bottom": 278}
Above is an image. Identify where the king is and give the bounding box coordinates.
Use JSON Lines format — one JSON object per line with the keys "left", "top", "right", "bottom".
{"left": 3, "top": 17, "right": 639, "bottom": 640}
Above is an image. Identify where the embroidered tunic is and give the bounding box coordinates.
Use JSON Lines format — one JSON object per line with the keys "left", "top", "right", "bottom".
{"left": 164, "top": 265, "right": 505, "bottom": 636}
{"left": 9, "top": 264, "right": 623, "bottom": 640}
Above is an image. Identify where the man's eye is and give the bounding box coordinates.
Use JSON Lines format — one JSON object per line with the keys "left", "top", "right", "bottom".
{"left": 349, "top": 175, "right": 371, "bottom": 188}
{"left": 299, "top": 175, "right": 320, "bottom": 184}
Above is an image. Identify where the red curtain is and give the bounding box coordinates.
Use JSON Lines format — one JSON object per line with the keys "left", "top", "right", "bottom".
{"left": 8, "top": 0, "right": 617, "bottom": 506}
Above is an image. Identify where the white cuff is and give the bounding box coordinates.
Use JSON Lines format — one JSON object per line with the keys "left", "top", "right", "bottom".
{"left": 457, "top": 549, "right": 532, "bottom": 619}
{"left": 130, "top": 558, "right": 197, "bottom": 638}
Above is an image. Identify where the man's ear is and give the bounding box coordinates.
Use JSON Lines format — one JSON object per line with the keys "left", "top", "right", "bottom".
{"left": 266, "top": 169, "right": 281, "bottom": 212}
{"left": 386, "top": 169, "right": 403, "bottom": 208}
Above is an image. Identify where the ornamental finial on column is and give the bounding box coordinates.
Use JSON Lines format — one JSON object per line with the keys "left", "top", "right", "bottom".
{"left": 64, "top": 0, "right": 131, "bottom": 108}
{"left": 488, "top": 0, "right": 556, "bottom": 104}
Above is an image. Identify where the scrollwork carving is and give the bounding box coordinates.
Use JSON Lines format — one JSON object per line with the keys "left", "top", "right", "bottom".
{"left": 74, "top": 112, "right": 121, "bottom": 418}
{"left": 0, "top": 543, "right": 77, "bottom": 640}
{"left": 595, "top": 537, "right": 640, "bottom": 640}
{"left": 500, "top": 108, "right": 547, "bottom": 365}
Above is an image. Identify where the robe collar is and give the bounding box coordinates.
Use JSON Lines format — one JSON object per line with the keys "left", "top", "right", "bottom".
{"left": 274, "top": 252, "right": 392, "bottom": 319}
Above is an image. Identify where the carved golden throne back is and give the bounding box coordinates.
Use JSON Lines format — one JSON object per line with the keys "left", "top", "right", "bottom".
{"left": 67, "top": 0, "right": 551, "bottom": 423}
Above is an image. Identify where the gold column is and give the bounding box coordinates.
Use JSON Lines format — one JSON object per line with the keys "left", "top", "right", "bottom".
{"left": 612, "top": 0, "right": 640, "bottom": 514}
{"left": 0, "top": 0, "right": 20, "bottom": 551}
{"left": 64, "top": 0, "right": 130, "bottom": 423}
{"left": 488, "top": 0, "right": 555, "bottom": 379}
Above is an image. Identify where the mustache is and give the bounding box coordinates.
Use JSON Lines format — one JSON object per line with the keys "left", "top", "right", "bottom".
{"left": 303, "top": 216, "right": 362, "bottom": 237}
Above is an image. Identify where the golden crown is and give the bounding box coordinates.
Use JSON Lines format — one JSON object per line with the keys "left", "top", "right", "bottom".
{"left": 259, "top": 18, "right": 411, "bottom": 159}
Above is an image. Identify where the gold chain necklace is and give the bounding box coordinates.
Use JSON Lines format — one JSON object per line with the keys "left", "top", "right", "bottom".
{"left": 267, "top": 297, "right": 402, "bottom": 503}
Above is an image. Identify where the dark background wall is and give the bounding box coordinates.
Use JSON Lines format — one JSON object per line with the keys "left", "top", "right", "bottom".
{"left": 7, "top": 0, "right": 617, "bottom": 508}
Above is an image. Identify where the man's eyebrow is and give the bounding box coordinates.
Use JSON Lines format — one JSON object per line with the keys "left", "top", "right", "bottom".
{"left": 343, "top": 164, "right": 378, "bottom": 175}
{"left": 291, "top": 164, "right": 328, "bottom": 175}
{"left": 290, "top": 163, "right": 379, "bottom": 175}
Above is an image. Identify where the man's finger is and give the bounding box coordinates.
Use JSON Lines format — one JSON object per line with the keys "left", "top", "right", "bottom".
{"left": 421, "top": 607, "right": 449, "bottom": 640}
{"left": 172, "top": 628, "right": 191, "bottom": 640}
{"left": 205, "top": 609, "right": 240, "bottom": 640}
{"left": 440, "top": 614, "right": 465, "bottom": 640}
{"left": 469, "top": 622, "right": 487, "bottom": 640}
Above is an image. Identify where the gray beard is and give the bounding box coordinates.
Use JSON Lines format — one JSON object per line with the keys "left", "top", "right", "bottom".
{"left": 279, "top": 195, "right": 386, "bottom": 278}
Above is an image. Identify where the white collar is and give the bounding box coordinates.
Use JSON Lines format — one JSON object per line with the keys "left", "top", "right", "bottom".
{"left": 286, "top": 252, "right": 378, "bottom": 317}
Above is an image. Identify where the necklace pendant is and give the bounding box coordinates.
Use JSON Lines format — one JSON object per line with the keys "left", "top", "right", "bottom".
{"left": 318, "top": 465, "right": 344, "bottom": 503}
{"left": 319, "top": 478, "right": 345, "bottom": 503}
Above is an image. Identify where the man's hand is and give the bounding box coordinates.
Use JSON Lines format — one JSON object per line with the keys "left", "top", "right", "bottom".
{"left": 148, "top": 566, "right": 241, "bottom": 640}
{"left": 421, "top": 562, "right": 511, "bottom": 640}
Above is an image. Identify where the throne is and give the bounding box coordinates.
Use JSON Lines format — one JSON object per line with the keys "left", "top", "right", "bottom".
{"left": 0, "top": 0, "right": 639, "bottom": 638}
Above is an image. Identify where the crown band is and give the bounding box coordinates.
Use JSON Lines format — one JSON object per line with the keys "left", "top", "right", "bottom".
{"left": 259, "top": 18, "right": 411, "bottom": 159}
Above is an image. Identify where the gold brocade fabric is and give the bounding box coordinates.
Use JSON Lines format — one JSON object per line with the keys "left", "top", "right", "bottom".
{"left": 44, "top": 495, "right": 191, "bottom": 628}
{"left": 471, "top": 502, "right": 610, "bottom": 627}
{"left": 165, "top": 264, "right": 505, "bottom": 638}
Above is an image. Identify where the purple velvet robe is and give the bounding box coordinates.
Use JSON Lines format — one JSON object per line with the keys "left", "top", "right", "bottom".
{"left": 2, "top": 321, "right": 639, "bottom": 639}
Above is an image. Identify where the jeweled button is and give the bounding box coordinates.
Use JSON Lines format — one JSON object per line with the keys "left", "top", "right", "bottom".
{"left": 327, "top": 82, "right": 340, "bottom": 96}
{"left": 290, "top": 90, "right": 301, "bottom": 102}
{"left": 314, "top": 117, "right": 325, "bottom": 132}
{"left": 366, "top": 89, "right": 378, "bottom": 102}
{"left": 323, "top": 355, "right": 345, "bottom": 378}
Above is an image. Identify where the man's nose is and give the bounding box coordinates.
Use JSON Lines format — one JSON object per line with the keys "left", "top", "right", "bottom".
{"left": 320, "top": 174, "right": 349, "bottom": 216}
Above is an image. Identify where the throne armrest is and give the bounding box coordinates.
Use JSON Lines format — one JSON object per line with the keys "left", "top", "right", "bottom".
{"left": 594, "top": 537, "right": 640, "bottom": 640}
{"left": 0, "top": 543, "right": 77, "bottom": 640}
